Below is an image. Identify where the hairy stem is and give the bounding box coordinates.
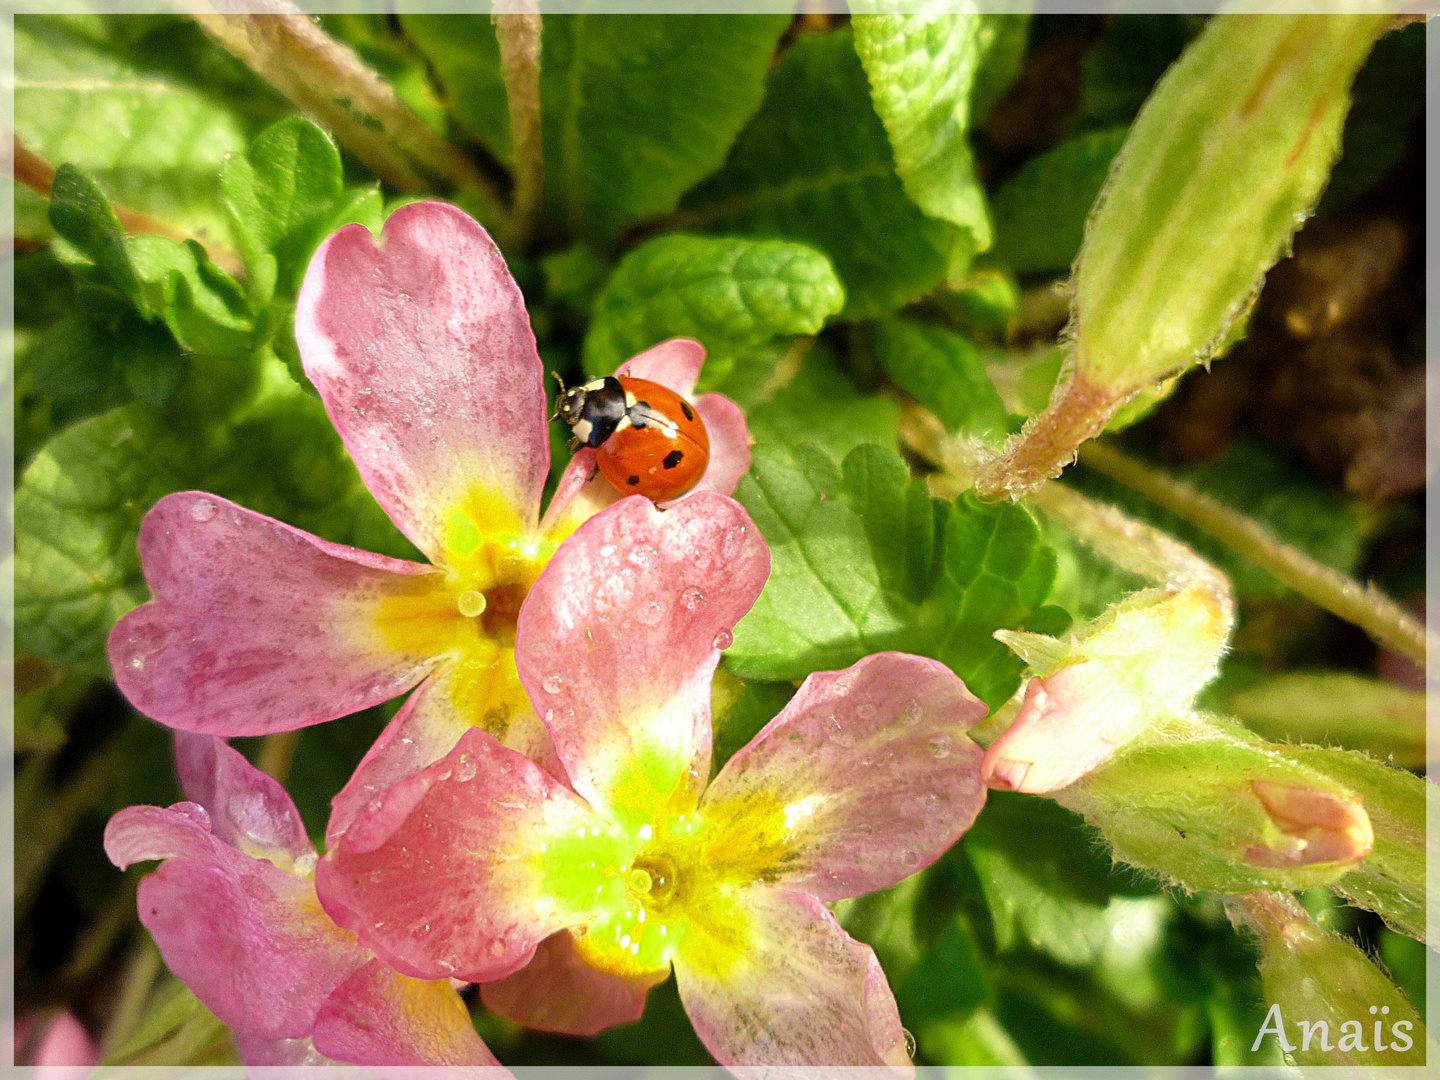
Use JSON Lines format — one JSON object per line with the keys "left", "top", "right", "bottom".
{"left": 186, "top": 2, "right": 508, "bottom": 232}
{"left": 11, "top": 135, "right": 244, "bottom": 276}
{"left": 493, "top": 9, "right": 544, "bottom": 248}
{"left": 1079, "top": 440, "right": 1432, "bottom": 666}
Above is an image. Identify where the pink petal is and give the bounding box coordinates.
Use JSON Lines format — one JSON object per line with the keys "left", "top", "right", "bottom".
{"left": 674, "top": 887, "right": 911, "bottom": 1069}
{"left": 980, "top": 662, "right": 1132, "bottom": 794}
{"left": 703, "top": 653, "right": 988, "bottom": 900}
{"left": 109, "top": 805, "right": 368, "bottom": 1040}
{"left": 296, "top": 201, "right": 548, "bottom": 564}
{"left": 480, "top": 930, "right": 665, "bottom": 1037}
{"left": 517, "top": 493, "right": 770, "bottom": 820}
{"left": 31, "top": 1011, "right": 96, "bottom": 1074}
{"left": 615, "top": 338, "right": 706, "bottom": 395}
{"left": 104, "top": 803, "right": 217, "bottom": 869}
{"left": 312, "top": 959, "right": 500, "bottom": 1066}
{"left": 109, "top": 492, "right": 442, "bottom": 738}
{"left": 174, "top": 733, "right": 314, "bottom": 870}
{"left": 676, "top": 394, "right": 751, "bottom": 504}
{"left": 326, "top": 666, "right": 561, "bottom": 850}
{"left": 317, "top": 728, "right": 590, "bottom": 984}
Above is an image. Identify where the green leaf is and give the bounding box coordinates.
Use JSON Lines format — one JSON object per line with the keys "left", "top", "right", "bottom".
{"left": 400, "top": 14, "right": 511, "bottom": 165}
{"left": 1220, "top": 672, "right": 1425, "bottom": 771}
{"left": 927, "top": 494, "right": 1057, "bottom": 709}
{"left": 709, "top": 667, "right": 794, "bottom": 778}
{"left": 728, "top": 439, "right": 1053, "bottom": 705}
{"left": 746, "top": 345, "right": 897, "bottom": 465}
{"left": 220, "top": 116, "right": 344, "bottom": 293}
{"left": 581, "top": 234, "right": 844, "bottom": 384}
{"left": 118, "top": 320, "right": 189, "bottom": 407}
{"left": 681, "top": 30, "right": 958, "bottom": 319}
{"left": 27, "top": 291, "right": 136, "bottom": 426}
{"left": 872, "top": 317, "right": 1008, "bottom": 437}
{"left": 1276, "top": 745, "right": 1427, "bottom": 942}
{"left": 126, "top": 236, "right": 255, "bottom": 359}
{"left": 988, "top": 126, "right": 1128, "bottom": 277}
{"left": 727, "top": 442, "right": 911, "bottom": 681}
{"left": 1318, "top": 21, "right": 1424, "bottom": 214}
{"left": 852, "top": 4, "right": 993, "bottom": 259}
{"left": 101, "top": 970, "right": 237, "bottom": 1067}
{"left": 539, "top": 13, "right": 790, "bottom": 238}
{"left": 969, "top": 14, "right": 1030, "bottom": 122}
{"left": 14, "top": 14, "right": 271, "bottom": 245}
{"left": 48, "top": 164, "right": 140, "bottom": 296}
{"left": 896, "top": 922, "right": 990, "bottom": 1027}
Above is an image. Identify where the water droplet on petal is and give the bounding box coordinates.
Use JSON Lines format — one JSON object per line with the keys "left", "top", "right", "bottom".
{"left": 902, "top": 850, "right": 920, "bottom": 867}
{"left": 457, "top": 590, "right": 486, "bottom": 618}
{"left": 542, "top": 674, "right": 565, "bottom": 694}
{"left": 189, "top": 499, "right": 217, "bottom": 523}
{"left": 712, "top": 628, "right": 733, "bottom": 650}
{"left": 370, "top": 869, "right": 384, "bottom": 883}
{"left": 902, "top": 699, "right": 922, "bottom": 726}
{"left": 903, "top": 1028, "right": 917, "bottom": 1060}
{"left": 455, "top": 753, "right": 477, "bottom": 782}
{"left": 856, "top": 703, "right": 876, "bottom": 720}
{"left": 928, "top": 733, "right": 952, "bottom": 758}
{"left": 599, "top": 544, "right": 616, "bottom": 558}
{"left": 681, "top": 587, "right": 704, "bottom": 611}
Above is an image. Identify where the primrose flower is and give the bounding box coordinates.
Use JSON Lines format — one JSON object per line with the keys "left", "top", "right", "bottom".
{"left": 316, "top": 494, "right": 990, "bottom": 1066}
{"left": 104, "top": 733, "right": 497, "bottom": 1067}
{"left": 106, "top": 201, "right": 750, "bottom": 844}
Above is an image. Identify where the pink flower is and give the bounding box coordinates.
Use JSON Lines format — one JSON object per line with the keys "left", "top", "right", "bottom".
{"left": 14, "top": 1010, "right": 96, "bottom": 1080}
{"left": 314, "top": 494, "right": 990, "bottom": 1067}
{"left": 104, "top": 733, "right": 497, "bottom": 1067}
{"left": 105, "top": 202, "right": 750, "bottom": 845}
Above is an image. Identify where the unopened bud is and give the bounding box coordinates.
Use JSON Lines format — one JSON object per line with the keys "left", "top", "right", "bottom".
{"left": 1246, "top": 781, "right": 1373, "bottom": 869}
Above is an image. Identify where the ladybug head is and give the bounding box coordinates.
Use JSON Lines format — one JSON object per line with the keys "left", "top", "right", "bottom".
{"left": 557, "top": 384, "right": 589, "bottom": 426}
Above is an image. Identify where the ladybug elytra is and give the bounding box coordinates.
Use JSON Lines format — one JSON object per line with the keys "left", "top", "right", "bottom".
{"left": 555, "top": 375, "right": 710, "bottom": 502}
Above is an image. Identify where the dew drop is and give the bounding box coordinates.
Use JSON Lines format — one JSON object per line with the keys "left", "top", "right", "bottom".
{"left": 902, "top": 699, "right": 922, "bottom": 726}
{"left": 635, "top": 598, "right": 665, "bottom": 626}
{"left": 901, "top": 850, "right": 920, "bottom": 867}
{"left": 681, "top": 587, "right": 704, "bottom": 611}
{"left": 457, "top": 590, "right": 486, "bottom": 618}
{"left": 712, "top": 628, "right": 734, "bottom": 650}
{"left": 369, "top": 869, "right": 384, "bottom": 883}
{"left": 542, "top": 674, "right": 565, "bottom": 694}
{"left": 599, "top": 544, "right": 616, "bottom": 558}
{"left": 189, "top": 499, "right": 217, "bottom": 523}
{"left": 455, "top": 753, "right": 477, "bottom": 782}
{"left": 856, "top": 703, "right": 876, "bottom": 720}
{"left": 928, "top": 733, "right": 952, "bottom": 759}
{"left": 903, "top": 1028, "right": 917, "bottom": 1060}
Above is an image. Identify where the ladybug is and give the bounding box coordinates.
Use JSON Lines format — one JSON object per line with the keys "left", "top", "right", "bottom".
{"left": 555, "top": 375, "right": 710, "bottom": 501}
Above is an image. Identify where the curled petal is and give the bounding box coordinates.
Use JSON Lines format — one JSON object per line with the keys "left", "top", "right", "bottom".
{"left": 674, "top": 887, "right": 911, "bottom": 1069}
{"left": 981, "top": 661, "right": 1141, "bottom": 794}
{"left": 109, "top": 492, "right": 442, "bottom": 737}
{"left": 480, "top": 930, "right": 665, "bottom": 1037}
{"left": 318, "top": 729, "right": 591, "bottom": 983}
{"left": 615, "top": 338, "right": 706, "bottom": 395}
{"left": 297, "top": 201, "right": 549, "bottom": 564}
{"left": 312, "top": 959, "right": 501, "bottom": 1066}
{"left": 518, "top": 494, "right": 770, "bottom": 822}
{"left": 174, "top": 733, "right": 314, "bottom": 871}
{"left": 704, "top": 653, "right": 988, "bottom": 901}
{"left": 108, "top": 804, "right": 367, "bottom": 1040}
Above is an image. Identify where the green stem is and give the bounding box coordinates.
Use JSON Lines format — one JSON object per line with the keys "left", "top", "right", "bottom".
{"left": 494, "top": 9, "right": 545, "bottom": 249}
{"left": 256, "top": 729, "right": 302, "bottom": 785}
{"left": 99, "top": 938, "right": 162, "bottom": 1061}
{"left": 188, "top": 3, "right": 509, "bottom": 228}
{"left": 1079, "top": 440, "right": 1431, "bottom": 666}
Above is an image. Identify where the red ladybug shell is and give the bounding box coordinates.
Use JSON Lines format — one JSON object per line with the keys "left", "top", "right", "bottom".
{"left": 596, "top": 376, "right": 710, "bottom": 501}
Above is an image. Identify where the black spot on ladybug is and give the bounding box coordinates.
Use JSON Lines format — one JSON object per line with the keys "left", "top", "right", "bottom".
{"left": 626, "top": 475, "right": 641, "bottom": 486}
{"left": 680, "top": 401, "right": 695, "bottom": 421}
{"left": 662, "top": 450, "right": 684, "bottom": 470}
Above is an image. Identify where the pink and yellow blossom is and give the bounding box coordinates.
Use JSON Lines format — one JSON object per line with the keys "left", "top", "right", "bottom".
{"left": 105, "top": 201, "right": 750, "bottom": 844}
{"left": 104, "top": 733, "right": 497, "bottom": 1067}
{"left": 315, "top": 494, "right": 990, "bottom": 1066}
